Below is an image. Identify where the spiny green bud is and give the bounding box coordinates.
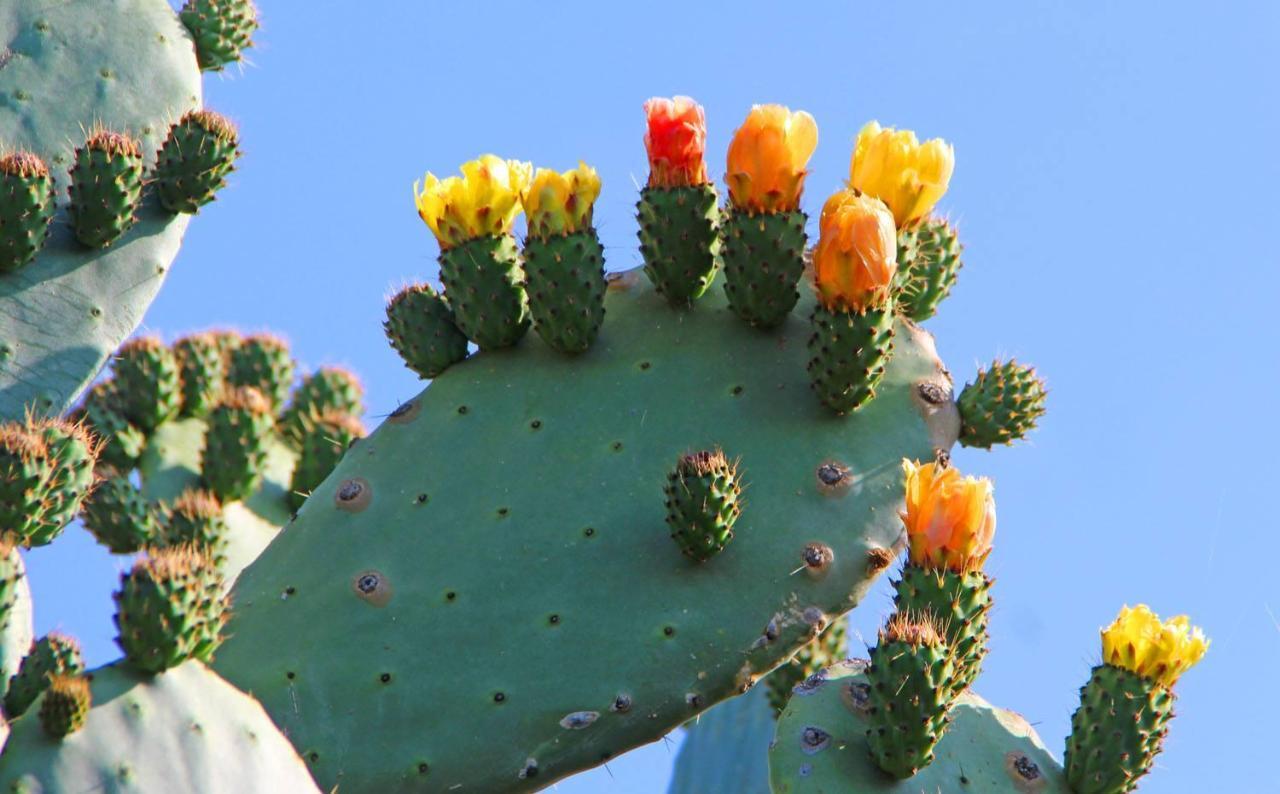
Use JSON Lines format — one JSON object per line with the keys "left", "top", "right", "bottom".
{"left": 0, "top": 151, "right": 56, "bottom": 272}
{"left": 163, "top": 488, "right": 228, "bottom": 566}
{"left": 227, "top": 333, "right": 294, "bottom": 413}
{"left": 3, "top": 632, "right": 84, "bottom": 718}
{"left": 201, "top": 386, "right": 274, "bottom": 502}
{"left": 957, "top": 360, "right": 1047, "bottom": 449}
{"left": 180, "top": 0, "right": 259, "bottom": 72}
{"left": 664, "top": 449, "right": 742, "bottom": 562}
{"left": 384, "top": 282, "right": 470, "bottom": 378}
{"left": 25, "top": 418, "right": 101, "bottom": 547}
{"left": 0, "top": 423, "right": 51, "bottom": 542}
{"left": 280, "top": 366, "right": 365, "bottom": 445}
{"left": 113, "top": 336, "right": 182, "bottom": 432}
{"left": 81, "top": 474, "right": 163, "bottom": 554}
{"left": 894, "top": 216, "right": 963, "bottom": 322}
{"left": 155, "top": 110, "right": 241, "bottom": 213}
{"left": 75, "top": 382, "right": 146, "bottom": 471}
{"left": 289, "top": 411, "right": 365, "bottom": 511}
{"left": 113, "top": 546, "right": 228, "bottom": 674}
{"left": 68, "top": 129, "right": 144, "bottom": 248}
{"left": 766, "top": 619, "right": 847, "bottom": 713}
{"left": 174, "top": 332, "right": 228, "bottom": 418}
{"left": 38, "top": 674, "right": 91, "bottom": 739}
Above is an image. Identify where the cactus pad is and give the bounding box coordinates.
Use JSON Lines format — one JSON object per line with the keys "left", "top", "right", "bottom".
{"left": 438, "top": 235, "right": 531, "bottom": 350}
{"left": 894, "top": 217, "right": 962, "bottom": 322}
{"left": 113, "top": 547, "right": 228, "bottom": 674}
{"left": 4, "top": 633, "right": 84, "bottom": 719}
{"left": 384, "top": 283, "right": 471, "bottom": 379}
{"left": 154, "top": 110, "right": 241, "bottom": 214}
{"left": 807, "top": 301, "right": 895, "bottom": 414}
{"left": 68, "top": 130, "right": 146, "bottom": 248}
{"left": 893, "top": 565, "right": 992, "bottom": 696}
{"left": 638, "top": 185, "right": 722, "bottom": 304}
{"left": 957, "top": 360, "right": 1048, "bottom": 449}
{"left": 38, "top": 674, "right": 91, "bottom": 739}
{"left": 523, "top": 230, "right": 607, "bottom": 354}
{"left": 1064, "top": 664, "right": 1175, "bottom": 794}
{"left": 0, "top": 152, "right": 55, "bottom": 274}
{"left": 180, "top": 0, "right": 260, "bottom": 72}
{"left": 212, "top": 266, "right": 960, "bottom": 792}
{"left": 664, "top": 449, "right": 743, "bottom": 562}
{"left": 669, "top": 685, "right": 775, "bottom": 794}
{"left": 0, "top": 541, "right": 33, "bottom": 702}
{"left": 721, "top": 210, "right": 808, "bottom": 329}
{"left": 82, "top": 474, "right": 163, "bottom": 554}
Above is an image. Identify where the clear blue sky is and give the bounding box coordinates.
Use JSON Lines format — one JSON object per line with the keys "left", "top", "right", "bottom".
{"left": 25, "top": 2, "right": 1278, "bottom": 791}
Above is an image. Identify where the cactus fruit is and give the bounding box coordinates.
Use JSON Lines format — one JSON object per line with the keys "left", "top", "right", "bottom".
{"left": 68, "top": 129, "right": 147, "bottom": 248}
{"left": 200, "top": 387, "right": 275, "bottom": 502}
{"left": 957, "top": 360, "right": 1048, "bottom": 448}
{"left": 114, "top": 547, "right": 228, "bottom": 674}
{"left": 0, "top": 152, "right": 56, "bottom": 273}
{"left": 0, "top": 661, "right": 322, "bottom": 793}
{"left": 893, "top": 565, "right": 992, "bottom": 696}
{"left": 769, "top": 659, "right": 1071, "bottom": 793}
{"left": 174, "top": 332, "right": 229, "bottom": 418}
{"left": 154, "top": 110, "right": 242, "bottom": 213}
{"left": 164, "top": 489, "right": 230, "bottom": 565}
{"left": 279, "top": 366, "right": 365, "bottom": 445}
{"left": 894, "top": 216, "right": 963, "bottom": 322}
{"left": 289, "top": 411, "right": 366, "bottom": 511}
{"left": 384, "top": 283, "right": 471, "bottom": 379}
{"left": 0, "top": 540, "right": 33, "bottom": 703}
{"left": 228, "top": 334, "right": 295, "bottom": 413}
{"left": 114, "top": 336, "right": 183, "bottom": 432}
{"left": 4, "top": 633, "right": 84, "bottom": 719}
{"left": 82, "top": 474, "right": 164, "bottom": 554}
{"left": 0, "top": 423, "right": 51, "bottom": 540}
{"left": 26, "top": 417, "right": 101, "bottom": 547}
{"left": 766, "top": 619, "right": 847, "bottom": 713}
{"left": 807, "top": 302, "right": 896, "bottom": 414}
{"left": 180, "top": 0, "right": 261, "bottom": 72}
{"left": 664, "top": 449, "right": 744, "bottom": 562}
{"left": 38, "top": 674, "right": 91, "bottom": 739}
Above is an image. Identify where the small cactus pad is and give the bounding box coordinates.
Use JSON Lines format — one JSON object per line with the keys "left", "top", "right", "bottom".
{"left": 721, "top": 210, "right": 808, "bottom": 329}
{"left": 637, "top": 185, "right": 722, "bottom": 304}
{"left": 523, "top": 230, "right": 608, "bottom": 354}
{"left": 957, "top": 359, "right": 1047, "bottom": 448}
{"left": 1064, "top": 665, "right": 1174, "bottom": 794}
{"left": 163, "top": 488, "right": 230, "bottom": 565}
{"left": 0, "top": 661, "right": 322, "bottom": 793}
{"left": 174, "top": 332, "right": 228, "bottom": 418}
{"left": 769, "top": 659, "right": 1070, "bottom": 793}
{"left": 113, "top": 546, "right": 228, "bottom": 674}
{"left": 664, "top": 449, "right": 743, "bottom": 562}
{"left": 894, "top": 217, "right": 963, "bottom": 322}
{"left": 212, "top": 267, "right": 959, "bottom": 792}
{"left": 0, "top": 540, "right": 34, "bottom": 702}
{"left": 200, "top": 387, "right": 275, "bottom": 502}
{"left": 154, "top": 110, "right": 241, "bottom": 213}
{"left": 0, "top": 152, "right": 56, "bottom": 273}
{"left": 82, "top": 473, "right": 163, "bottom": 554}
{"left": 384, "top": 283, "right": 471, "bottom": 378}
{"left": 68, "top": 130, "right": 146, "bottom": 248}
{"left": 0, "top": 0, "right": 201, "bottom": 419}
{"left": 25, "top": 417, "right": 100, "bottom": 546}
{"left": 0, "top": 422, "right": 51, "bottom": 541}
{"left": 113, "top": 336, "right": 182, "bottom": 432}
{"left": 438, "top": 234, "right": 531, "bottom": 350}
{"left": 4, "top": 632, "right": 84, "bottom": 719}
{"left": 38, "top": 674, "right": 91, "bottom": 739}
{"left": 180, "top": 0, "right": 260, "bottom": 72}
{"left": 288, "top": 411, "right": 365, "bottom": 511}
{"left": 279, "top": 366, "right": 365, "bottom": 444}
{"left": 807, "top": 301, "right": 896, "bottom": 414}
{"left": 893, "top": 565, "right": 993, "bottom": 696}
{"left": 227, "top": 334, "right": 295, "bottom": 413}
{"left": 766, "top": 619, "right": 848, "bottom": 713}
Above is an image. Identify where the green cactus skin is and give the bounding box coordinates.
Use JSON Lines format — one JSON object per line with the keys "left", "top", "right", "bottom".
{"left": 894, "top": 217, "right": 962, "bottom": 322}
{"left": 200, "top": 387, "right": 275, "bottom": 502}
{"left": 174, "top": 332, "right": 228, "bottom": 418}
{"left": 0, "top": 152, "right": 56, "bottom": 274}
{"left": 154, "top": 110, "right": 241, "bottom": 213}
{"left": 163, "top": 489, "right": 230, "bottom": 566}
{"left": 0, "top": 425, "right": 51, "bottom": 541}
{"left": 180, "top": 0, "right": 260, "bottom": 72}
{"left": 523, "top": 230, "right": 607, "bottom": 354}
{"left": 76, "top": 383, "right": 147, "bottom": 471}
{"left": 279, "top": 366, "right": 365, "bottom": 445}
{"left": 81, "top": 474, "right": 163, "bottom": 555}
{"left": 228, "top": 334, "right": 295, "bottom": 413}
{"left": 1064, "top": 664, "right": 1175, "bottom": 794}
{"left": 0, "top": 0, "right": 201, "bottom": 420}
{"left": 211, "top": 266, "right": 960, "bottom": 792}
{"left": 721, "top": 210, "right": 808, "bottom": 329}
{"left": 770, "top": 659, "right": 1071, "bottom": 793}
{"left": 807, "top": 300, "right": 896, "bottom": 414}
{"left": 893, "top": 565, "right": 992, "bottom": 696}
{"left": 669, "top": 685, "right": 775, "bottom": 794}
{"left": 113, "top": 547, "right": 228, "bottom": 675}
{"left": 957, "top": 360, "right": 1048, "bottom": 449}
{"left": 664, "top": 449, "right": 743, "bottom": 562}
{"left": 767, "top": 619, "right": 847, "bottom": 713}
{"left": 289, "top": 412, "right": 365, "bottom": 511}
{"left": 0, "top": 541, "right": 34, "bottom": 703}
{"left": 24, "top": 419, "right": 99, "bottom": 547}
{"left": 114, "top": 337, "right": 183, "bottom": 433}
{"left": 68, "top": 130, "right": 146, "bottom": 249}
{"left": 637, "top": 185, "right": 722, "bottom": 305}
{"left": 4, "top": 633, "right": 84, "bottom": 719}
{"left": 438, "top": 234, "right": 531, "bottom": 350}
{"left": 38, "top": 674, "right": 91, "bottom": 739}
{"left": 384, "top": 283, "right": 471, "bottom": 379}
{"left": 0, "top": 661, "right": 322, "bottom": 793}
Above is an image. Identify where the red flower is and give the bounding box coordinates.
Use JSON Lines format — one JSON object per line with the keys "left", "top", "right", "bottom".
{"left": 643, "top": 96, "right": 709, "bottom": 188}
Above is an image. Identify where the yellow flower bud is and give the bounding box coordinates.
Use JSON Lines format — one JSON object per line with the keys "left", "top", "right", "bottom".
{"left": 413, "top": 155, "right": 532, "bottom": 249}
{"left": 725, "top": 105, "right": 818, "bottom": 213}
{"left": 900, "top": 459, "right": 996, "bottom": 574}
{"left": 522, "top": 162, "right": 602, "bottom": 239}
{"left": 812, "top": 189, "right": 897, "bottom": 311}
{"left": 849, "top": 121, "right": 954, "bottom": 227}
{"left": 1101, "top": 605, "right": 1209, "bottom": 688}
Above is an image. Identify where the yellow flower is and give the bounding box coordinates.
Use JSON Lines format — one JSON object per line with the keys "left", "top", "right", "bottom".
{"left": 812, "top": 189, "right": 897, "bottom": 311}
{"left": 725, "top": 105, "right": 818, "bottom": 213}
{"left": 901, "top": 459, "right": 996, "bottom": 574}
{"left": 522, "top": 162, "right": 602, "bottom": 239}
{"left": 1101, "top": 605, "right": 1209, "bottom": 688}
{"left": 413, "top": 155, "right": 533, "bottom": 249}
{"left": 849, "top": 121, "right": 954, "bottom": 227}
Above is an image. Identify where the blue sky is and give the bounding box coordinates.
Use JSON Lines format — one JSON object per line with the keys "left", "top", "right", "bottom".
{"left": 25, "top": 1, "right": 1279, "bottom": 791}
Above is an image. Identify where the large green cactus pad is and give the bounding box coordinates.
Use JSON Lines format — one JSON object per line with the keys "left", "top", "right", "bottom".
{"left": 0, "top": 0, "right": 201, "bottom": 418}
{"left": 769, "top": 659, "right": 1070, "bottom": 793}
{"left": 213, "top": 267, "right": 960, "bottom": 792}
{"left": 0, "top": 661, "right": 321, "bottom": 793}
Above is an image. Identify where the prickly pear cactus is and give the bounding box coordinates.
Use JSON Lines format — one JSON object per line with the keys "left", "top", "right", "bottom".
{"left": 669, "top": 684, "right": 776, "bottom": 794}
{"left": 0, "top": 540, "right": 32, "bottom": 702}
{"left": 769, "top": 659, "right": 1071, "bottom": 793}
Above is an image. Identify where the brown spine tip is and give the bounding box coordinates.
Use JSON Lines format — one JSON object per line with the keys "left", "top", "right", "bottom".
{"left": 217, "top": 386, "right": 272, "bottom": 415}
{"left": 181, "top": 109, "right": 239, "bottom": 141}
{"left": 864, "top": 547, "right": 895, "bottom": 574}
{"left": 880, "top": 611, "right": 945, "bottom": 647}
{"left": 0, "top": 151, "right": 50, "bottom": 178}
{"left": 117, "top": 335, "right": 167, "bottom": 357}
{"left": 85, "top": 129, "right": 143, "bottom": 159}
{"left": 135, "top": 544, "right": 211, "bottom": 580}
{"left": 171, "top": 488, "right": 223, "bottom": 519}
{"left": 676, "top": 448, "right": 731, "bottom": 477}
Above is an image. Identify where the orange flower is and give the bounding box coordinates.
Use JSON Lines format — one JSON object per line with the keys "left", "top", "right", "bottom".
{"left": 901, "top": 459, "right": 996, "bottom": 574}
{"left": 812, "top": 190, "right": 897, "bottom": 311}
{"left": 725, "top": 105, "right": 818, "bottom": 213}
{"left": 643, "top": 96, "right": 709, "bottom": 188}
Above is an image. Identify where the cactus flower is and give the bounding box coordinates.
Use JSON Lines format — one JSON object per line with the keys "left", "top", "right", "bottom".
{"left": 725, "top": 104, "right": 818, "bottom": 213}
{"left": 413, "top": 155, "right": 533, "bottom": 249}
{"left": 522, "top": 162, "right": 602, "bottom": 239}
{"left": 849, "top": 121, "right": 954, "bottom": 227}
{"left": 643, "top": 96, "right": 709, "bottom": 188}
{"left": 812, "top": 189, "right": 897, "bottom": 311}
{"left": 1101, "top": 604, "right": 1209, "bottom": 688}
{"left": 900, "top": 459, "right": 996, "bottom": 574}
